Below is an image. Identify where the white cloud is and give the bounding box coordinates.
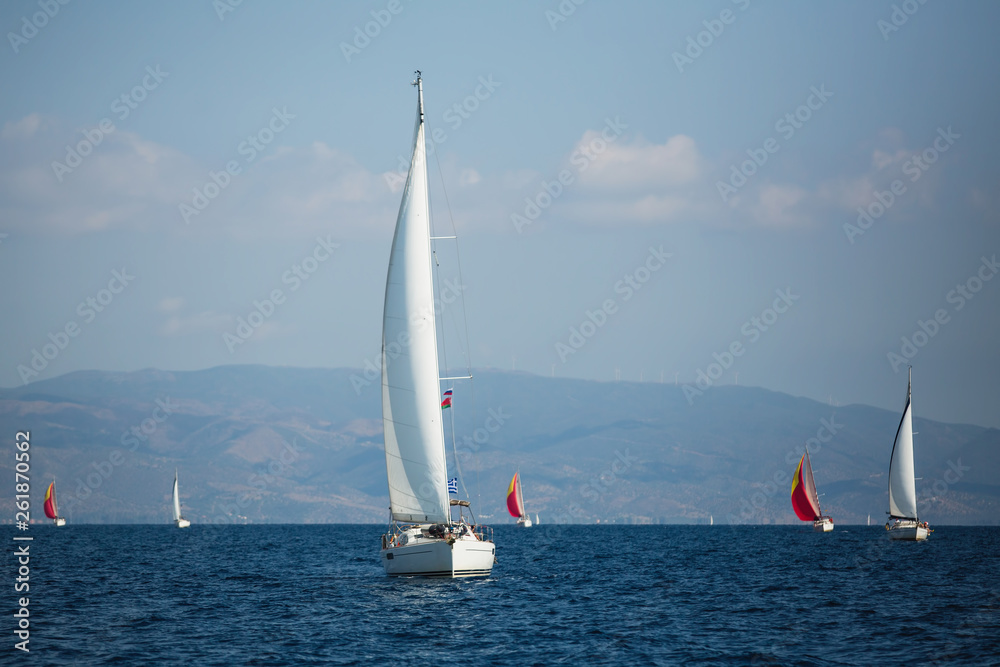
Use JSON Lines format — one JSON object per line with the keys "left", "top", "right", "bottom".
{"left": 752, "top": 185, "right": 809, "bottom": 227}
{"left": 157, "top": 297, "right": 185, "bottom": 313}
{"left": 577, "top": 133, "right": 704, "bottom": 191}
{"left": 0, "top": 117, "right": 396, "bottom": 239}
{"left": 1, "top": 114, "right": 41, "bottom": 140}
{"left": 160, "top": 310, "right": 232, "bottom": 336}
{"left": 1, "top": 112, "right": 961, "bottom": 239}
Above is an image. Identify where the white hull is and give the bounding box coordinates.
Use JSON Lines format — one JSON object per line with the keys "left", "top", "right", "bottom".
{"left": 53, "top": 517, "right": 66, "bottom": 527}
{"left": 886, "top": 520, "right": 929, "bottom": 541}
{"left": 813, "top": 518, "right": 834, "bottom": 532}
{"left": 382, "top": 532, "right": 494, "bottom": 577}
{"left": 517, "top": 517, "right": 532, "bottom": 528}
{"left": 175, "top": 518, "right": 191, "bottom": 528}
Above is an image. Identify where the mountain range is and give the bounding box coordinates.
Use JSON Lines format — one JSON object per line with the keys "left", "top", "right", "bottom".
{"left": 2, "top": 365, "right": 997, "bottom": 525}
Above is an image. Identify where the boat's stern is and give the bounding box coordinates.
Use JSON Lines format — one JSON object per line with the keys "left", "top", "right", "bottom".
{"left": 380, "top": 523, "right": 495, "bottom": 577}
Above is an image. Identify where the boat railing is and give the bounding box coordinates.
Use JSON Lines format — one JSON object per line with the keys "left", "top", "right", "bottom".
{"left": 474, "top": 525, "right": 493, "bottom": 543}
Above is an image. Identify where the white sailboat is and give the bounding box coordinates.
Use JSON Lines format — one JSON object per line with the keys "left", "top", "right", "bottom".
{"left": 173, "top": 469, "right": 191, "bottom": 528}
{"left": 885, "top": 368, "right": 930, "bottom": 541}
{"left": 379, "top": 72, "right": 494, "bottom": 577}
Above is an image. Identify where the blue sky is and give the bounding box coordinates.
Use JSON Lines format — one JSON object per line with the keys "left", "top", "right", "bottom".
{"left": 1, "top": 1, "right": 999, "bottom": 428}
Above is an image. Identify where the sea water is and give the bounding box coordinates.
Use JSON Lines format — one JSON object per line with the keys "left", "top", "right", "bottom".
{"left": 9, "top": 524, "right": 998, "bottom": 665}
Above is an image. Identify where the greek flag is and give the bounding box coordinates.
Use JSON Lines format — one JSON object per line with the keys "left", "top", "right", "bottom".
{"left": 447, "top": 478, "right": 459, "bottom": 494}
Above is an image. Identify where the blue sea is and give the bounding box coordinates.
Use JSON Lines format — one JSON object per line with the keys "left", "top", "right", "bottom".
{"left": 8, "top": 524, "right": 999, "bottom": 665}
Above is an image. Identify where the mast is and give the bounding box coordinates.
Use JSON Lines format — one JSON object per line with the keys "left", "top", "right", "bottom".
{"left": 414, "top": 70, "right": 424, "bottom": 123}
{"left": 381, "top": 71, "right": 450, "bottom": 525}
{"left": 516, "top": 469, "right": 526, "bottom": 520}
{"left": 805, "top": 445, "right": 822, "bottom": 518}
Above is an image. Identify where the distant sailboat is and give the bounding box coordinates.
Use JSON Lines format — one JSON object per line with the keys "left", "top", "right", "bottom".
{"left": 709, "top": 515, "right": 713, "bottom": 526}
{"left": 43, "top": 481, "right": 66, "bottom": 526}
{"left": 506, "top": 471, "right": 532, "bottom": 527}
{"left": 885, "top": 368, "right": 930, "bottom": 541}
{"left": 868, "top": 514, "right": 871, "bottom": 526}
{"left": 378, "top": 72, "right": 494, "bottom": 577}
{"left": 173, "top": 469, "right": 190, "bottom": 528}
{"left": 535, "top": 513, "right": 540, "bottom": 525}
{"left": 791, "top": 447, "right": 834, "bottom": 532}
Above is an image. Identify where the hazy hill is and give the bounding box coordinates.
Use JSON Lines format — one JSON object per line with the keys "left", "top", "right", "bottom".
{"left": 2, "top": 366, "right": 997, "bottom": 525}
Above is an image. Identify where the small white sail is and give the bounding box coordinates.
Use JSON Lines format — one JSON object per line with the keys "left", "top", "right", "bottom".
{"left": 888, "top": 376, "right": 918, "bottom": 520}
{"left": 173, "top": 471, "right": 182, "bottom": 522}
{"left": 381, "top": 78, "right": 450, "bottom": 525}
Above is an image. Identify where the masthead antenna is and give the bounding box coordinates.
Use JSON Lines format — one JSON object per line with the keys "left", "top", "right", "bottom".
{"left": 412, "top": 70, "right": 424, "bottom": 122}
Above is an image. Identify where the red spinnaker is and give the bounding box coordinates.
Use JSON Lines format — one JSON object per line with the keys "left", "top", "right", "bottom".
{"left": 44, "top": 482, "right": 58, "bottom": 520}
{"left": 790, "top": 454, "right": 821, "bottom": 521}
{"left": 506, "top": 472, "right": 524, "bottom": 518}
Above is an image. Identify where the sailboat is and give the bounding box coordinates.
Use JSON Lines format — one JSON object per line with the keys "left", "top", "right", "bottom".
{"left": 378, "top": 72, "right": 494, "bottom": 577}
{"left": 43, "top": 480, "right": 66, "bottom": 526}
{"left": 172, "top": 469, "right": 191, "bottom": 528}
{"left": 885, "top": 368, "right": 930, "bottom": 540}
{"left": 791, "top": 447, "right": 834, "bottom": 531}
{"left": 506, "top": 471, "right": 532, "bottom": 527}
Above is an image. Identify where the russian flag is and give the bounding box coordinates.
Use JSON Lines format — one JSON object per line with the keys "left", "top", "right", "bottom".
{"left": 441, "top": 388, "right": 453, "bottom": 409}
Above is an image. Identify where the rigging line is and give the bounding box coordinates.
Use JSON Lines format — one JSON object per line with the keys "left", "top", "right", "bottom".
{"left": 449, "top": 393, "right": 470, "bottom": 501}
{"left": 430, "top": 144, "right": 469, "bottom": 356}
{"left": 432, "top": 146, "right": 481, "bottom": 509}
{"left": 427, "top": 144, "right": 472, "bottom": 511}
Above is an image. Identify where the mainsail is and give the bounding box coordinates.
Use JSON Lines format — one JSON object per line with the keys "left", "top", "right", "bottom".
{"left": 172, "top": 471, "right": 182, "bottom": 522}
{"left": 791, "top": 450, "right": 822, "bottom": 521}
{"left": 888, "top": 372, "right": 918, "bottom": 520}
{"left": 381, "top": 77, "right": 450, "bottom": 525}
{"left": 506, "top": 472, "right": 526, "bottom": 519}
{"left": 44, "top": 481, "right": 58, "bottom": 520}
